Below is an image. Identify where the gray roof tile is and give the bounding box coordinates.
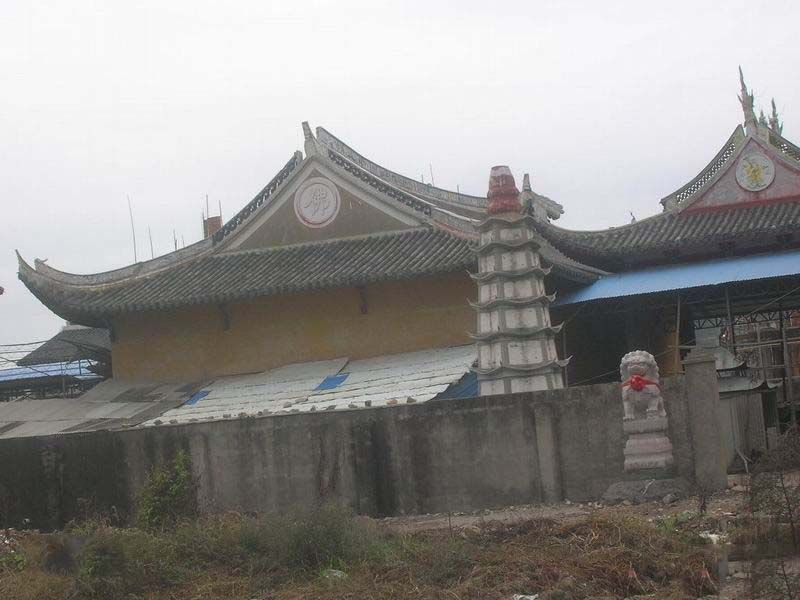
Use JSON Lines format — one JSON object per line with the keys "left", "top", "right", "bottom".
{"left": 20, "top": 227, "right": 602, "bottom": 326}
{"left": 536, "top": 199, "right": 800, "bottom": 270}
{"left": 21, "top": 229, "right": 474, "bottom": 325}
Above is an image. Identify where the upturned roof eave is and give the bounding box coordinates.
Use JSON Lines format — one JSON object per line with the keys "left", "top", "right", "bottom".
{"left": 18, "top": 226, "right": 604, "bottom": 327}
{"left": 17, "top": 150, "right": 305, "bottom": 289}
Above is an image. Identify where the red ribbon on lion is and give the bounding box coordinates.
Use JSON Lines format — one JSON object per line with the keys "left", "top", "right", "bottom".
{"left": 622, "top": 374, "right": 660, "bottom": 392}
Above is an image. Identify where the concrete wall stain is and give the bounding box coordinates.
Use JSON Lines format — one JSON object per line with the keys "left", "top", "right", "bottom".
{"left": 0, "top": 433, "right": 130, "bottom": 531}
{"left": 369, "top": 419, "right": 398, "bottom": 517}
{"left": 406, "top": 416, "right": 433, "bottom": 515}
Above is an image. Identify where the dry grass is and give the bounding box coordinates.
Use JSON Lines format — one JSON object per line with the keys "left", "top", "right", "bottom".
{"left": 0, "top": 510, "right": 717, "bottom": 600}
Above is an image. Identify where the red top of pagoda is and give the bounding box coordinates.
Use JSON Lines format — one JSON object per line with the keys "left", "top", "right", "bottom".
{"left": 487, "top": 166, "right": 522, "bottom": 214}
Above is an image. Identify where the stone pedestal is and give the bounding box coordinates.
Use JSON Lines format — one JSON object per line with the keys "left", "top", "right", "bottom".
{"left": 623, "top": 417, "right": 673, "bottom": 472}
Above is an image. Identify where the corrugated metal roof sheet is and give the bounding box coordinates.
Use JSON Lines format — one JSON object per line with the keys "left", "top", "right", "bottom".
{"left": 17, "top": 327, "right": 110, "bottom": 366}
{"left": 0, "top": 346, "right": 477, "bottom": 437}
{"left": 0, "top": 379, "right": 194, "bottom": 438}
{"left": 555, "top": 248, "right": 800, "bottom": 306}
{"left": 0, "top": 360, "right": 100, "bottom": 383}
{"left": 144, "top": 345, "right": 476, "bottom": 426}
{"left": 718, "top": 375, "right": 777, "bottom": 394}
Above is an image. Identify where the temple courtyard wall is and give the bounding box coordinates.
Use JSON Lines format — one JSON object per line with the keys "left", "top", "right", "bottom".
{"left": 0, "top": 366, "right": 727, "bottom": 530}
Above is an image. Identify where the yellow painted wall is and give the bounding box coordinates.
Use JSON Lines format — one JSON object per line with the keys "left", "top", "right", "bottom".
{"left": 112, "top": 272, "right": 475, "bottom": 382}
{"left": 641, "top": 305, "right": 683, "bottom": 377}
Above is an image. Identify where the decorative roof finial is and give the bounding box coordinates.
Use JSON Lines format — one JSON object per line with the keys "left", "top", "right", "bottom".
{"left": 522, "top": 173, "right": 532, "bottom": 192}
{"left": 301, "top": 121, "right": 317, "bottom": 157}
{"left": 486, "top": 166, "right": 521, "bottom": 215}
{"left": 770, "top": 98, "right": 784, "bottom": 135}
{"left": 759, "top": 109, "right": 768, "bottom": 127}
{"left": 738, "top": 67, "right": 757, "bottom": 134}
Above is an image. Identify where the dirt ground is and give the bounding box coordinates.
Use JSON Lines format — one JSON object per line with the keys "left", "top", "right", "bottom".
{"left": 376, "top": 485, "right": 749, "bottom": 598}
{"left": 376, "top": 486, "right": 744, "bottom": 533}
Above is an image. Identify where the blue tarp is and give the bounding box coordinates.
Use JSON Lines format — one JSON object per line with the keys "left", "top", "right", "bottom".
{"left": 315, "top": 373, "right": 350, "bottom": 391}
{"left": 435, "top": 371, "right": 478, "bottom": 399}
{"left": 556, "top": 248, "right": 800, "bottom": 307}
{"left": 185, "top": 390, "right": 211, "bottom": 406}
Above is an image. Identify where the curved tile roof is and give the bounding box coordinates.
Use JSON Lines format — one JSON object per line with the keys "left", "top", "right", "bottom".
{"left": 535, "top": 199, "right": 800, "bottom": 271}
{"left": 19, "top": 228, "right": 472, "bottom": 325}
{"left": 19, "top": 227, "right": 602, "bottom": 326}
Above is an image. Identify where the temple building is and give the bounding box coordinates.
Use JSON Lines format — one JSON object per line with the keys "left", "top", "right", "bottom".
{"left": 12, "top": 74, "right": 800, "bottom": 459}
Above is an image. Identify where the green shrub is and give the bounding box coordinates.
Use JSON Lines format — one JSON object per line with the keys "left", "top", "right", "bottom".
{"left": 0, "top": 552, "right": 26, "bottom": 572}
{"left": 136, "top": 449, "right": 197, "bottom": 530}
{"left": 78, "top": 532, "right": 126, "bottom": 579}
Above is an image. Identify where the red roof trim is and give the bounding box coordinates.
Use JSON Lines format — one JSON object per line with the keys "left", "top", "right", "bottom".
{"left": 680, "top": 194, "right": 800, "bottom": 216}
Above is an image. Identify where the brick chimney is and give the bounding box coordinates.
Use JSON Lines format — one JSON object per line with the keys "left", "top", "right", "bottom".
{"left": 203, "top": 215, "right": 222, "bottom": 238}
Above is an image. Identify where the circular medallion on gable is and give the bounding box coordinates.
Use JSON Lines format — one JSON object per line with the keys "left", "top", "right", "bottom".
{"left": 735, "top": 153, "right": 775, "bottom": 192}
{"left": 293, "top": 177, "right": 341, "bottom": 228}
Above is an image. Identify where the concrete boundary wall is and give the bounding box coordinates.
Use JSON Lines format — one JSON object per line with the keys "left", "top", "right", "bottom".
{"left": 0, "top": 375, "right": 717, "bottom": 530}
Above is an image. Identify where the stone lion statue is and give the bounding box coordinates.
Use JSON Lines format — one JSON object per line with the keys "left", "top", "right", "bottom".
{"left": 619, "top": 350, "right": 665, "bottom": 421}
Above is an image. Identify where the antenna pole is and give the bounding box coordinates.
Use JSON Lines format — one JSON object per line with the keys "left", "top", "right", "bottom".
{"left": 148, "top": 226, "right": 154, "bottom": 259}
{"left": 429, "top": 163, "right": 435, "bottom": 187}
{"left": 173, "top": 229, "right": 178, "bottom": 251}
{"left": 127, "top": 195, "right": 138, "bottom": 263}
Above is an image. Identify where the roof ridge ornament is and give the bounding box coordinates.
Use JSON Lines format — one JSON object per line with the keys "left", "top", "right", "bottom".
{"left": 522, "top": 173, "right": 532, "bottom": 192}
{"left": 520, "top": 173, "right": 534, "bottom": 214}
{"left": 302, "top": 121, "right": 317, "bottom": 157}
{"left": 738, "top": 66, "right": 758, "bottom": 136}
{"left": 770, "top": 98, "right": 784, "bottom": 135}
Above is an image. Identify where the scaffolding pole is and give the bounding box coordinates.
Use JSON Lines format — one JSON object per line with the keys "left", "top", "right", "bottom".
{"left": 674, "top": 293, "right": 682, "bottom": 373}
{"left": 561, "top": 324, "right": 569, "bottom": 387}
{"left": 780, "top": 304, "right": 797, "bottom": 427}
{"left": 725, "top": 286, "right": 737, "bottom": 353}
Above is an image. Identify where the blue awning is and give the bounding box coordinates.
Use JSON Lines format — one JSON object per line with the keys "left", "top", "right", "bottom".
{"left": 555, "top": 249, "right": 800, "bottom": 307}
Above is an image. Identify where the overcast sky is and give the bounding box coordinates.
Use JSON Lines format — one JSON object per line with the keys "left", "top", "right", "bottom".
{"left": 1, "top": 0, "right": 798, "bottom": 346}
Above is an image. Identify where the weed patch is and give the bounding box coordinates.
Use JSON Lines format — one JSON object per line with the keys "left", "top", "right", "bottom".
{"left": 0, "top": 508, "right": 718, "bottom": 599}
{"left": 136, "top": 449, "right": 197, "bottom": 530}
